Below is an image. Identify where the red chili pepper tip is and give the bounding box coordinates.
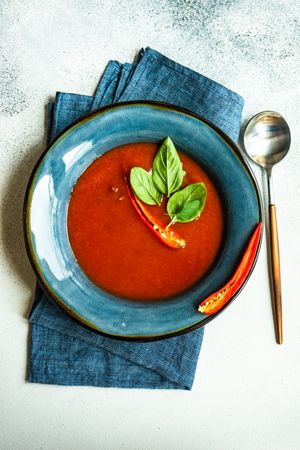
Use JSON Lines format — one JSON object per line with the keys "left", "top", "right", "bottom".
{"left": 198, "top": 222, "right": 262, "bottom": 315}
{"left": 125, "top": 177, "right": 186, "bottom": 249}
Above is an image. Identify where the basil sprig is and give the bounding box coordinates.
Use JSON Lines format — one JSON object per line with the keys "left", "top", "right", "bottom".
{"left": 167, "top": 182, "right": 207, "bottom": 227}
{"left": 130, "top": 167, "right": 162, "bottom": 205}
{"left": 129, "top": 137, "right": 207, "bottom": 232}
{"left": 152, "top": 137, "right": 185, "bottom": 197}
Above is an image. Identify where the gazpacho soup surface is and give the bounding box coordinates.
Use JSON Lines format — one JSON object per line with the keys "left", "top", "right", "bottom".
{"left": 67, "top": 142, "right": 224, "bottom": 300}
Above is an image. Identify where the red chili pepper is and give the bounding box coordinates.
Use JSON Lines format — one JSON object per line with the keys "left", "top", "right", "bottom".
{"left": 198, "top": 222, "right": 262, "bottom": 315}
{"left": 125, "top": 179, "right": 186, "bottom": 249}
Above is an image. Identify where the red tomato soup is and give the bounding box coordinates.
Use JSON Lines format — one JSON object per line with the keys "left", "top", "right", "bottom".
{"left": 67, "top": 143, "right": 224, "bottom": 300}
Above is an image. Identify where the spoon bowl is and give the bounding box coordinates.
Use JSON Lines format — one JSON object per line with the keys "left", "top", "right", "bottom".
{"left": 244, "top": 111, "right": 291, "bottom": 170}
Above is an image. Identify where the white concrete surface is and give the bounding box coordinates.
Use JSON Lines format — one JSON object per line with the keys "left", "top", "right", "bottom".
{"left": 0, "top": 1, "right": 299, "bottom": 449}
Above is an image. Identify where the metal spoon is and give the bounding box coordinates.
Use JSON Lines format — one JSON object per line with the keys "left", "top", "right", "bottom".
{"left": 243, "top": 111, "right": 291, "bottom": 344}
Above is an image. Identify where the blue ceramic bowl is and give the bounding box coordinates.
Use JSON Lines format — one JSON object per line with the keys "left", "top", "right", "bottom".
{"left": 24, "top": 101, "right": 262, "bottom": 340}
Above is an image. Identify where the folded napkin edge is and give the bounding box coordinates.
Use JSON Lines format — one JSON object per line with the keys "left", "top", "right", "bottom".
{"left": 29, "top": 322, "right": 194, "bottom": 390}
{"left": 142, "top": 47, "right": 244, "bottom": 105}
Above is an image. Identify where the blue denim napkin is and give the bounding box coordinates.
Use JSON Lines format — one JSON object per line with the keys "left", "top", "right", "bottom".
{"left": 29, "top": 48, "right": 244, "bottom": 389}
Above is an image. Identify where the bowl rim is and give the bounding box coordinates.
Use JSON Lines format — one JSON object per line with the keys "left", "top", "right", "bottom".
{"left": 23, "top": 100, "right": 263, "bottom": 341}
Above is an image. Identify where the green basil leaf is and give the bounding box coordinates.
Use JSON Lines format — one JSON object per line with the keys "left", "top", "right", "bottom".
{"left": 167, "top": 182, "right": 207, "bottom": 225}
{"left": 152, "top": 137, "right": 184, "bottom": 197}
{"left": 130, "top": 167, "right": 162, "bottom": 205}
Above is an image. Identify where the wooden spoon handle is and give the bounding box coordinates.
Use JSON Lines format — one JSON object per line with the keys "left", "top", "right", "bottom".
{"left": 269, "top": 204, "right": 283, "bottom": 344}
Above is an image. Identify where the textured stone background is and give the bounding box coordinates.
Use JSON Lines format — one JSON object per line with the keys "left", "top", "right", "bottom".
{"left": 0, "top": 1, "right": 299, "bottom": 450}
